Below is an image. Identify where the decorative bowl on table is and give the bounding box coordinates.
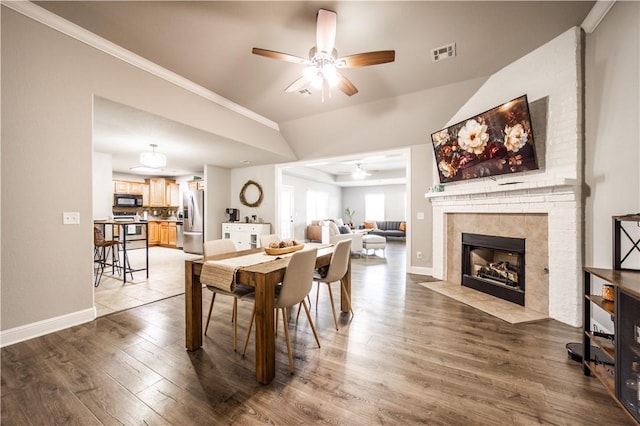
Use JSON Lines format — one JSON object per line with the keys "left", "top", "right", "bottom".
{"left": 263, "top": 240, "right": 304, "bottom": 255}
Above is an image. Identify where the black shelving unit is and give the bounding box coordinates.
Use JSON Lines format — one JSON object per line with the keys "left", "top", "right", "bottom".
{"left": 583, "top": 268, "right": 640, "bottom": 425}
{"left": 613, "top": 214, "right": 640, "bottom": 271}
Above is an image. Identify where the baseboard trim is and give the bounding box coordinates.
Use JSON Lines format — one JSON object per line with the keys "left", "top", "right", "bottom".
{"left": 408, "top": 266, "right": 433, "bottom": 276}
{"left": 1, "top": 307, "right": 96, "bottom": 348}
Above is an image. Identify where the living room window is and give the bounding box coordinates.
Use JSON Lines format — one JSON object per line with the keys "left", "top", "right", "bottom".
{"left": 307, "top": 190, "right": 329, "bottom": 221}
{"left": 365, "top": 193, "right": 385, "bottom": 221}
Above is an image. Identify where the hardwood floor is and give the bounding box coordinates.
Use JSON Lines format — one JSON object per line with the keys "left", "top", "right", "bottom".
{"left": 2, "top": 241, "right": 633, "bottom": 425}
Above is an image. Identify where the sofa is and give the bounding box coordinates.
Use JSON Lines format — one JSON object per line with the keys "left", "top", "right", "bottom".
{"left": 364, "top": 220, "right": 406, "bottom": 239}
{"left": 305, "top": 219, "right": 363, "bottom": 253}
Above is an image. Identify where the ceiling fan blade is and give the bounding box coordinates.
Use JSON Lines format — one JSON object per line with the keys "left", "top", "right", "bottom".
{"left": 337, "top": 50, "right": 396, "bottom": 68}
{"left": 284, "top": 76, "right": 308, "bottom": 93}
{"left": 252, "top": 48, "right": 310, "bottom": 65}
{"left": 337, "top": 72, "right": 358, "bottom": 96}
{"left": 316, "top": 9, "right": 337, "bottom": 54}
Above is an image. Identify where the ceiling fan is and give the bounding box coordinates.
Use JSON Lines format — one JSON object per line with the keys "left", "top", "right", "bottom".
{"left": 252, "top": 9, "right": 395, "bottom": 99}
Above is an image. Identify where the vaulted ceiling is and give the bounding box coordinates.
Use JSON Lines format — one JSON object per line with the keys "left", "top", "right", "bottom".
{"left": 34, "top": 1, "right": 595, "bottom": 177}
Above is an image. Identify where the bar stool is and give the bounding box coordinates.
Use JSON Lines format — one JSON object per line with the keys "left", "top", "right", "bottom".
{"left": 94, "top": 226, "right": 121, "bottom": 287}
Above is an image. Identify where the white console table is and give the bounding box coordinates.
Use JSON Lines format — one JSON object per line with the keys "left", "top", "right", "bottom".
{"left": 222, "top": 222, "right": 271, "bottom": 250}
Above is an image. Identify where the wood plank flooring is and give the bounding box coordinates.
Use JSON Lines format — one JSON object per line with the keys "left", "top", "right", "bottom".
{"left": 2, "top": 241, "right": 634, "bottom": 425}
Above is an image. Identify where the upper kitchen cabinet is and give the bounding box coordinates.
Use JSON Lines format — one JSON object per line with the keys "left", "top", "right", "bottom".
{"left": 188, "top": 180, "right": 205, "bottom": 191}
{"left": 113, "top": 180, "right": 146, "bottom": 195}
{"left": 147, "top": 178, "right": 178, "bottom": 207}
{"left": 166, "top": 182, "right": 180, "bottom": 207}
{"left": 114, "top": 180, "right": 129, "bottom": 194}
{"left": 128, "top": 182, "right": 145, "bottom": 195}
{"left": 148, "top": 178, "right": 167, "bottom": 207}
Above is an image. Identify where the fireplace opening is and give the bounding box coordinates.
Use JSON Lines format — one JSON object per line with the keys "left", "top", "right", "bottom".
{"left": 462, "top": 233, "right": 525, "bottom": 306}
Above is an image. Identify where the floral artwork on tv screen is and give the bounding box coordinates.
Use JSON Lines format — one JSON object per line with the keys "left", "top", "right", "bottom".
{"left": 430, "top": 95, "right": 538, "bottom": 183}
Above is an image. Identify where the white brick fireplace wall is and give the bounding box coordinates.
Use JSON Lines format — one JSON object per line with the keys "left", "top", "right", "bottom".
{"left": 427, "top": 27, "right": 584, "bottom": 327}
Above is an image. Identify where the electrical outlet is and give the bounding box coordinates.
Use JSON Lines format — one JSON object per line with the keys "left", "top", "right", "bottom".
{"left": 416, "top": 251, "right": 422, "bottom": 259}
{"left": 63, "top": 212, "right": 80, "bottom": 225}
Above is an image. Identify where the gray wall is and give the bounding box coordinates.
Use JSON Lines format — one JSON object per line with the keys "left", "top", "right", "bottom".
{"left": 585, "top": 1, "right": 640, "bottom": 269}
{"left": 584, "top": 2, "right": 639, "bottom": 331}
{"left": 0, "top": 7, "right": 289, "bottom": 339}
{"left": 204, "top": 165, "right": 231, "bottom": 241}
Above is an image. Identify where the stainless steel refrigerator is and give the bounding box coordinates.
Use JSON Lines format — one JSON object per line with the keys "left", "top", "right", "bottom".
{"left": 183, "top": 189, "right": 204, "bottom": 254}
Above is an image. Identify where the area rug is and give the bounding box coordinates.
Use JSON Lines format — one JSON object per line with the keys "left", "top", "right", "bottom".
{"left": 417, "top": 280, "right": 548, "bottom": 324}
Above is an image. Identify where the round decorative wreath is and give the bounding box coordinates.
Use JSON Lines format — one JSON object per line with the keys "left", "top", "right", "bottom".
{"left": 239, "top": 180, "right": 263, "bottom": 208}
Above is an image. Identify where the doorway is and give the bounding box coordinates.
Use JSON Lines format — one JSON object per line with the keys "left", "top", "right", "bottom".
{"left": 280, "top": 185, "right": 294, "bottom": 239}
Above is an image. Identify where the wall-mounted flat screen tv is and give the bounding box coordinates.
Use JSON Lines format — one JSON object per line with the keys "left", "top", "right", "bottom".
{"left": 430, "top": 95, "right": 538, "bottom": 184}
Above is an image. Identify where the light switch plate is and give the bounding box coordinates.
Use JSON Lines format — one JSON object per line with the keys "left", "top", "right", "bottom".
{"left": 416, "top": 212, "right": 425, "bottom": 220}
{"left": 63, "top": 212, "right": 80, "bottom": 225}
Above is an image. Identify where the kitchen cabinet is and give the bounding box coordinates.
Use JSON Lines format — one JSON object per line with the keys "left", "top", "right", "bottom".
{"left": 222, "top": 223, "right": 271, "bottom": 250}
{"left": 148, "top": 178, "right": 166, "bottom": 207}
{"left": 168, "top": 222, "right": 177, "bottom": 246}
{"left": 188, "top": 180, "right": 205, "bottom": 191}
{"left": 147, "top": 178, "right": 178, "bottom": 207}
{"left": 166, "top": 183, "right": 180, "bottom": 207}
{"left": 114, "top": 181, "right": 129, "bottom": 194}
{"left": 113, "top": 180, "right": 147, "bottom": 196}
{"left": 160, "top": 222, "right": 169, "bottom": 245}
{"left": 129, "top": 182, "right": 145, "bottom": 195}
{"left": 143, "top": 184, "right": 150, "bottom": 207}
{"left": 148, "top": 221, "right": 178, "bottom": 248}
{"left": 148, "top": 222, "right": 159, "bottom": 245}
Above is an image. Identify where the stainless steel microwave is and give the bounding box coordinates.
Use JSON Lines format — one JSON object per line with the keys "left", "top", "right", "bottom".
{"left": 114, "top": 194, "right": 143, "bottom": 207}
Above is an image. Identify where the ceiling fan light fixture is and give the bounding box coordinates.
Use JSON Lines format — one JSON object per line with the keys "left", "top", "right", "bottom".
{"left": 352, "top": 164, "right": 369, "bottom": 180}
{"left": 139, "top": 143, "right": 166, "bottom": 168}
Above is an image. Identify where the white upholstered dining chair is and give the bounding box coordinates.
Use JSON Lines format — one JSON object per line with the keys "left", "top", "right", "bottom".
{"left": 314, "top": 239, "right": 354, "bottom": 330}
{"left": 203, "top": 238, "right": 255, "bottom": 351}
{"left": 241, "top": 247, "right": 321, "bottom": 374}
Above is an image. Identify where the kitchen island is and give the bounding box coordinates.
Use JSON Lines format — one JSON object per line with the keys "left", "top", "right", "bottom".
{"left": 93, "top": 220, "right": 149, "bottom": 284}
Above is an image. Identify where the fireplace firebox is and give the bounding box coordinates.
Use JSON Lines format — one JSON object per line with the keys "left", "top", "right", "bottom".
{"left": 461, "top": 233, "right": 525, "bottom": 306}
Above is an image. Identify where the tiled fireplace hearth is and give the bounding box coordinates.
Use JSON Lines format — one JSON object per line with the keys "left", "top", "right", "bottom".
{"left": 427, "top": 179, "right": 582, "bottom": 326}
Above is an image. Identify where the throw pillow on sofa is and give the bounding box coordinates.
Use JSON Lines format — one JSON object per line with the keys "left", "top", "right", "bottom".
{"left": 327, "top": 220, "right": 341, "bottom": 236}
{"left": 339, "top": 225, "right": 351, "bottom": 234}
{"left": 399, "top": 222, "right": 406, "bottom": 232}
{"left": 363, "top": 220, "right": 377, "bottom": 229}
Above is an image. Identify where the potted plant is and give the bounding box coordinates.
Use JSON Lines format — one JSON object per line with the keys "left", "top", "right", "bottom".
{"left": 344, "top": 208, "right": 356, "bottom": 228}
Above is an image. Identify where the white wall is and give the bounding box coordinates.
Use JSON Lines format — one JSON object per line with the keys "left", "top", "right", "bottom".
{"left": 230, "top": 165, "right": 277, "bottom": 232}
{"left": 342, "top": 184, "right": 406, "bottom": 225}
{"left": 282, "top": 172, "right": 342, "bottom": 240}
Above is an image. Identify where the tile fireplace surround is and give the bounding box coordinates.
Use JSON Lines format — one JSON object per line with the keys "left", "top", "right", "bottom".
{"left": 427, "top": 178, "right": 582, "bottom": 327}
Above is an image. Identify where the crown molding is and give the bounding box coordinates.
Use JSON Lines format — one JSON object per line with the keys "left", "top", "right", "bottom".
{"left": 2, "top": 0, "right": 280, "bottom": 131}
{"left": 581, "top": 0, "right": 616, "bottom": 33}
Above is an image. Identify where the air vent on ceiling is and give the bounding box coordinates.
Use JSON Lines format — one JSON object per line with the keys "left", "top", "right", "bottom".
{"left": 431, "top": 43, "right": 456, "bottom": 62}
{"left": 298, "top": 89, "right": 312, "bottom": 96}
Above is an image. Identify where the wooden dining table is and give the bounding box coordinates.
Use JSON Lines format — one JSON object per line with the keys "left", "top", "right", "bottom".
{"left": 184, "top": 244, "right": 351, "bottom": 384}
